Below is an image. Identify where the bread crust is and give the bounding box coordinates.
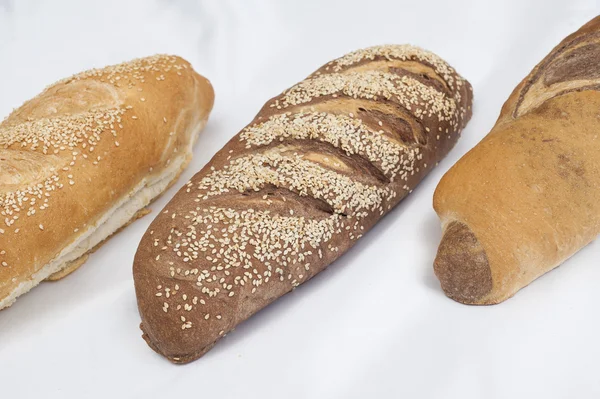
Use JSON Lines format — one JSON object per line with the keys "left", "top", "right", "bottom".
{"left": 0, "top": 55, "right": 214, "bottom": 309}
{"left": 434, "top": 16, "right": 600, "bottom": 304}
{"left": 133, "top": 45, "right": 472, "bottom": 362}
{"left": 45, "top": 207, "right": 151, "bottom": 281}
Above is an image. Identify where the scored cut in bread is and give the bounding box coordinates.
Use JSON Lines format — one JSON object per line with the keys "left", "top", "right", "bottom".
{"left": 133, "top": 45, "right": 472, "bottom": 363}
{"left": 0, "top": 55, "right": 214, "bottom": 309}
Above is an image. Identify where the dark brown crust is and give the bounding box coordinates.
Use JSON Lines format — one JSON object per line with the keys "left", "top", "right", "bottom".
{"left": 141, "top": 327, "right": 217, "bottom": 364}
{"left": 311, "top": 54, "right": 452, "bottom": 92}
{"left": 134, "top": 46, "right": 473, "bottom": 363}
{"left": 513, "top": 29, "right": 600, "bottom": 117}
{"left": 358, "top": 107, "right": 425, "bottom": 146}
{"left": 263, "top": 139, "right": 390, "bottom": 184}
{"left": 388, "top": 67, "right": 450, "bottom": 97}
{"left": 296, "top": 97, "right": 428, "bottom": 146}
{"left": 433, "top": 221, "right": 492, "bottom": 304}
{"left": 544, "top": 43, "right": 600, "bottom": 85}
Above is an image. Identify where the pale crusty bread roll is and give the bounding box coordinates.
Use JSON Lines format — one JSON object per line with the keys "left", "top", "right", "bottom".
{"left": 0, "top": 55, "right": 214, "bottom": 309}
{"left": 134, "top": 45, "right": 472, "bottom": 363}
{"left": 434, "top": 16, "right": 600, "bottom": 304}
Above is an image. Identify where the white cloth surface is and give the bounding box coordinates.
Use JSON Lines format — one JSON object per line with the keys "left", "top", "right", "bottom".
{"left": 1, "top": 0, "right": 599, "bottom": 397}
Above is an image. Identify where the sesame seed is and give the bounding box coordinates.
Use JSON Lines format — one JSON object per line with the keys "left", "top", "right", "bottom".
{"left": 140, "top": 47, "right": 468, "bottom": 333}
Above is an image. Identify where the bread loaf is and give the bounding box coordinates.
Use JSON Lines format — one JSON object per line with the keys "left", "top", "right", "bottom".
{"left": 434, "top": 16, "right": 600, "bottom": 304}
{"left": 133, "top": 45, "right": 472, "bottom": 363}
{"left": 0, "top": 55, "right": 214, "bottom": 309}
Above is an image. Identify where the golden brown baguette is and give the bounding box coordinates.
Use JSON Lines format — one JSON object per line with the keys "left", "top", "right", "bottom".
{"left": 133, "top": 45, "right": 472, "bottom": 363}
{"left": 0, "top": 55, "right": 214, "bottom": 309}
{"left": 434, "top": 16, "right": 600, "bottom": 305}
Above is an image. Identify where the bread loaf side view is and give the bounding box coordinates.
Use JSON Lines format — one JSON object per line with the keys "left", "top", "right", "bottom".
{"left": 0, "top": 55, "right": 214, "bottom": 309}
{"left": 434, "top": 16, "right": 600, "bottom": 304}
{"left": 133, "top": 45, "right": 472, "bottom": 363}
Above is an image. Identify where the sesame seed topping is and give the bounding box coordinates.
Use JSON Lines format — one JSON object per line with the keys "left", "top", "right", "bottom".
{"left": 328, "top": 44, "right": 463, "bottom": 91}
{"left": 240, "top": 112, "right": 412, "bottom": 180}
{"left": 276, "top": 71, "right": 458, "bottom": 125}
{"left": 0, "top": 104, "right": 129, "bottom": 228}
{"left": 198, "top": 149, "right": 394, "bottom": 215}
{"left": 142, "top": 47, "right": 468, "bottom": 334}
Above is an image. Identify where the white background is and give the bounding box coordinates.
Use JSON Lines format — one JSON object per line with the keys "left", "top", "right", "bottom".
{"left": 1, "top": 0, "right": 599, "bottom": 397}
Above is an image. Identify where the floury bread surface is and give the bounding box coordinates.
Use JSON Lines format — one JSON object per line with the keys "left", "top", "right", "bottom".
{"left": 434, "top": 16, "right": 600, "bottom": 304}
{"left": 133, "top": 45, "right": 472, "bottom": 363}
{"left": 0, "top": 55, "right": 214, "bottom": 309}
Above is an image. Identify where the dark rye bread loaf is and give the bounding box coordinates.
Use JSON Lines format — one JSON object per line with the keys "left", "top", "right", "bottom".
{"left": 434, "top": 16, "right": 600, "bottom": 304}
{"left": 133, "top": 45, "right": 472, "bottom": 363}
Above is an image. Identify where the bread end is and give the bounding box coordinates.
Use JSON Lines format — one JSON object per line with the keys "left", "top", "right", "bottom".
{"left": 434, "top": 221, "right": 492, "bottom": 304}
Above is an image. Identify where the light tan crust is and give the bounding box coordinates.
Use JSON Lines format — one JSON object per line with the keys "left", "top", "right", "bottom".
{"left": 45, "top": 207, "right": 151, "bottom": 281}
{"left": 434, "top": 16, "right": 600, "bottom": 305}
{"left": 45, "top": 255, "right": 90, "bottom": 282}
{"left": 134, "top": 45, "right": 472, "bottom": 363}
{"left": 46, "top": 157, "right": 190, "bottom": 283}
{"left": 0, "top": 55, "right": 215, "bottom": 308}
